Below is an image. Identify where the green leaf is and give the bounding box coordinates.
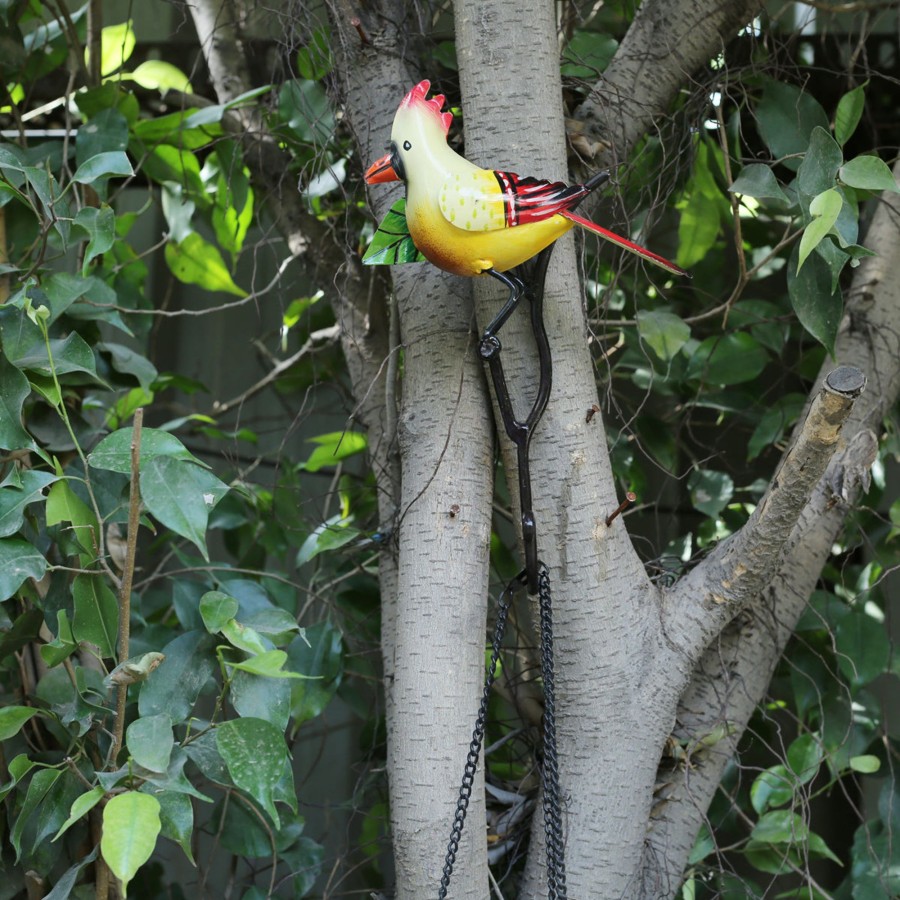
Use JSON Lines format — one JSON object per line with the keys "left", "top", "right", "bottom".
{"left": 165, "top": 233, "right": 246, "bottom": 297}
{"left": 74, "top": 205, "right": 117, "bottom": 272}
{"left": 729, "top": 164, "right": 789, "bottom": 204}
{"left": 126, "top": 714, "right": 174, "bottom": 773}
{"left": 98, "top": 20, "right": 136, "bottom": 76}
{"left": 0, "top": 538, "right": 48, "bottom": 601}
{"left": 139, "top": 631, "right": 216, "bottom": 721}
{"left": 0, "top": 354, "right": 37, "bottom": 451}
{"left": 39, "top": 610, "right": 78, "bottom": 667}
{"left": 839, "top": 155, "right": 900, "bottom": 193}
{"left": 0, "top": 705, "right": 40, "bottom": 740}
{"left": 786, "top": 733, "right": 823, "bottom": 784}
{"left": 755, "top": 80, "right": 829, "bottom": 168}
{"left": 849, "top": 754, "right": 881, "bottom": 774}
{"left": 150, "top": 789, "right": 195, "bottom": 864}
{"left": 834, "top": 82, "right": 867, "bottom": 146}
{"left": 0, "top": 469, "right": 57, "bottom": 538}
{"left": 220, "top": 618, "right": 269, "bottom": 655}
{"left": 750, "top": 810, "right": 808, "bottom": 845}
{"left": 834, "top": 611, "right": 890, "bottom": 687}
{"left": 231, "top": 668, "right": 292, "bottom": 729}
{"left": 277, "top": 79, "right": 334, "bottom": 145}
{"left": 72, "top": 151, "right": 133, "bottom": 185}
{"left": 750, "top": 765, "right": 794, "bottom": 814}
{"left": 287, "top": 622, "right": 343, "bottom": 724}
{"left": 139, "top": 456, "right": 229, "bottom": 559}
{"left": 676, "top": 141, "right": 727, "bottom": 268}
{"left": 200, "top": 591, "right": 240, "bottom": 633}
{"left": 797, "top": 188, "right": 842, "bottom": 271}
{"left": 299, "top": 430, "right": 368, "bottom": 472}
{"left": 45, "top": 479, "right": 99, "bottom": 553}
{"left": 637, "top": 309, "right": 691, "bottom": 362}
{"left": 129, "top": 60, "right": 192, "bottom": 93}
{"left": 13, "top": 331, "right": 102, "bottom": 383}
{"left": 362, "top": 199, "right": 427, "bottom": 266}
{"left": 72, "top": 573, "right": 118, "bottom": 658}
{"left": 561, "top": 30, "right": 618, "bottom": 77}
{"left": 216, "top": 718, "right": 293, "bottom": 828}
{"left": 11, "top": 767, "right": 63, "bottom": 860}
{"left": 100, "top": 791, "right": 161, "bottom": 895}
{"left": 296, "top": 514, "right": 360, "bottom": 566}
{"left": 296, "top": 28, "right": 332, "bottom": 81}
{"left": 229, "top": 649, "right": 309, "bottom": 680}
{"left": 53, "top": 787, "right": 105, "bottom": 842}
{"left": 688, "top": 469, "right": 734, "bottom": 518}
{"left": 747, "top": 393, "right": 806, "bottom": 461}
{"left": 797, "top": 127, "right": 843, "bottom": 206}
{"left": 686, "top": 333, "right": 769, "bottom": 385}
{"left": 76, "top": 109, "right": 130, "bottom": 169}
{"left": 88, "top": 426, "right": 198, "bottom": 474}
{"left": 787, "top": 245, "right": 842, "bottom": 356}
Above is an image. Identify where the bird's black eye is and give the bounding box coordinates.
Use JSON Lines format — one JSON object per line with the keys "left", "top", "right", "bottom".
{"left": 403, "top": 140, "right": 412, "bottom": 151}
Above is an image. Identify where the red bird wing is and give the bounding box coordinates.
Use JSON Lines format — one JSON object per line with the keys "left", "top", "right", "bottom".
{"left": 492, "top": 171, "right": 589, "bottom": 227}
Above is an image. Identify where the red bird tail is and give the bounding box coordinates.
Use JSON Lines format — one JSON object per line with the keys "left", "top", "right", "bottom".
{"left": 560, "top": 210, "right": 689, "bottom": 277}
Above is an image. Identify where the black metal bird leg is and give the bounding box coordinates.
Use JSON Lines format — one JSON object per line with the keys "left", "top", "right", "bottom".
{"left": 479, "top": 265, "right": 551, "bottom": 595}
{"left": 477, "top": 169, "right": 609, "bottom": 594}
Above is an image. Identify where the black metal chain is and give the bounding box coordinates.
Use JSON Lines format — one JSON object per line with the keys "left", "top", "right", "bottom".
{"left": 537, "top": 563, "right": 567, "bottom": 899}
{"left": 437, "top": 572, "right": 520, "bottom": 898}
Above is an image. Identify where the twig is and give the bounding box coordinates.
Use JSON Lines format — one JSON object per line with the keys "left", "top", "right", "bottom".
{"left": 110, "top": 409, "right": 144, "bottom": 766}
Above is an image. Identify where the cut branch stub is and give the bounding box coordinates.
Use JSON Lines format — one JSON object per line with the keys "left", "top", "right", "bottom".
{"left": 715, "top": 365, "right": 866, "bottom": 604}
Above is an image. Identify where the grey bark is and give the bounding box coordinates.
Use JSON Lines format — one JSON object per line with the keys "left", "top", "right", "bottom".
{"left": 325, "top": 2, "right": 496, "bottom": 896}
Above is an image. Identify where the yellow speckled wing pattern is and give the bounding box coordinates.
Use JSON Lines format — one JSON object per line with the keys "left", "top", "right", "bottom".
{"left": 438, "top": 170, "right": 508, "bottom": 232}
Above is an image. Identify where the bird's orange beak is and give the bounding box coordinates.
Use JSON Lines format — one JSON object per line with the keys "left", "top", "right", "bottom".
{"left": 365, "top": 153, "right": 399, "bottom": 184}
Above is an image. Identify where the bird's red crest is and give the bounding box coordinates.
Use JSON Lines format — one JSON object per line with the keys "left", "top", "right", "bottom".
{"left": 400, "top": 80, "right": 453, "bottom": 136}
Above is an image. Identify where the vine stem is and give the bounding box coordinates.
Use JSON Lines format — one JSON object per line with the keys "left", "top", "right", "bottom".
{"left": 109, "top": 408, "right": 143, "bottom": 766}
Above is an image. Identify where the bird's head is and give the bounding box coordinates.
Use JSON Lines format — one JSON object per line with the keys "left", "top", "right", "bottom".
{"left": 365, "top": 81, "right": 453, "bottom": 185}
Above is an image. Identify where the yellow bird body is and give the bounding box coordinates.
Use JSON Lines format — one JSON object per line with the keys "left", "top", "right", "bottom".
{"left": 365, "top": 81, "right": 687, "bottom": 279}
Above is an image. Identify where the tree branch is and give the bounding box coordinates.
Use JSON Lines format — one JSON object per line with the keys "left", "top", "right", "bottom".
{"left": 643, "top": 166, "right": 900, "bottom": 890}
{"left": 575, "top": 0, "right": 765, "bottom": 161}
{"left": 664, "top": 366, "right": 864, "bottom": 659}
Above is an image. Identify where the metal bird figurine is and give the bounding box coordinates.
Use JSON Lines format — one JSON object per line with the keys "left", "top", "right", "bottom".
{"left": 364, "top": 80, "right": 688, "bottom": 344}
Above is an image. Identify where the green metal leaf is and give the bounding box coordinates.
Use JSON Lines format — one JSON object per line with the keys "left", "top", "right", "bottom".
{"left": 100, "top": 791, "right": 161, "bottom": 895}
{"left": 362, "top": 199, "right": 426, "bottom": 266}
